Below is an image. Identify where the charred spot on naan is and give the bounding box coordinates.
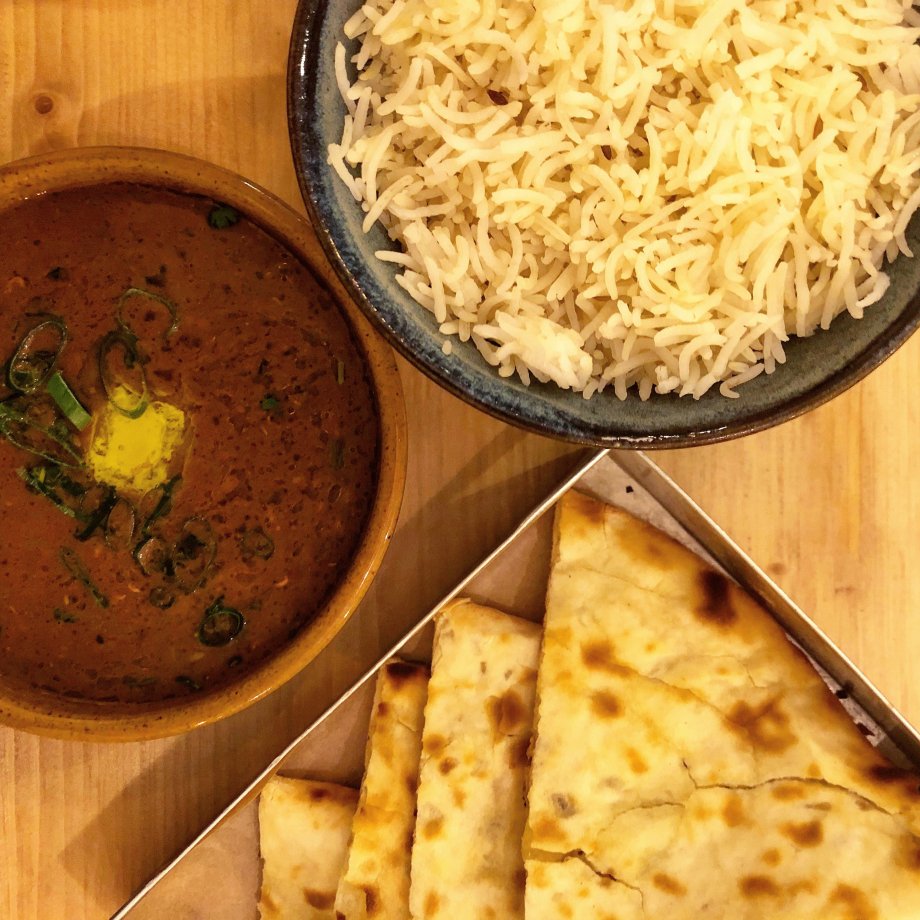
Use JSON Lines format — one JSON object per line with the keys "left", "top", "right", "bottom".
{"left": 739, "top": 874, "right": 781, "bottom": 898}
{"left": 423, "top": 890, "right": 440, "bottom": 916}
{"left": 625, "top": 747, "right": 648, "bottom": 774}
{"left": 580, "top": 638, "right": 623, "bottom": 672}
{"left": 726, "top": 697, "right": 797, "bottom": 753}
{"left": 771, "top": 782, "right": 808, "bottom": 801}
{"left": 761, "top": 847, "right": 782, "bottom": 866}
{"left": 486, "top": 687, "right": 529, "bottom": 736}
{"left": 590, "top": 690, "right": 622, "bottom": 718}
{"left": 780, "top": 819, "right": 824, "bottom": 847}
{"left": 863, "top": 761, "right": 920, "bottom": 796}
{"left": 652, "top": 872, "right": 687, "bottom": 896}
{"left": 304, "top": 888, "right": 335, "bottom": 909}
{"left": 422, "top": 732, "right": 448, "bottom": 757}
{"left": 384, "top": 659, "right": 428, "bottom": 687}
{"left": 827, "top": 883, "right": 879, "bottom": 920}
{"left": 721, "top": 793, "right": 747, "bottom": 827}
{"left": 695, "top": 571, "right": 738, "bottom": 627}
{"left": 420, "top": 813, "right": 444, "bottom": 839}
{"left": 531, "top": 813, "right": 569, "bottom": 844}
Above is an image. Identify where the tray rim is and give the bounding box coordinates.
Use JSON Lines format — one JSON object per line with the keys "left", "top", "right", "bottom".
{"left": 111, "top": 447, "right": 920, "bottom": 918}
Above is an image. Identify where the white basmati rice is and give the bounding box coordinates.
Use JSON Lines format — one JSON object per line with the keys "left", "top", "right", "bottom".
{"left": 329, "top": 0, "right": 920, "bottom": 400}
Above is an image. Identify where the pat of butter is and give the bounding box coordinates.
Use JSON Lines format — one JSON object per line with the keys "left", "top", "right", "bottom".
{"left": 88, "top": 386, "right": 186, "bottom": 494}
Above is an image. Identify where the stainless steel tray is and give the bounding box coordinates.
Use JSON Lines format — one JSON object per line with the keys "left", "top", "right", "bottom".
{"left": 113, "top": 449, "right": 920, "bottom": 919}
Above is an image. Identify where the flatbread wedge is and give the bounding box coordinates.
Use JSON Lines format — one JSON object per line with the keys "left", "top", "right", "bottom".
{"left": 526, "top": 491, "right": 920, "bottom": 917}
{"left": 336, "top": 659, "right": 429, "bottom": 920}
{"left": 259, "top": 776, "right": 358, "bottom": 920}
{"left": 409, "top": 598, "right": 540, "bottom": 920}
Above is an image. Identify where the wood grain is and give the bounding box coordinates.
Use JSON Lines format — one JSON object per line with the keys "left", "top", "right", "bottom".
{"left": 0, "top": 2, "right": 917, "bottom": 918}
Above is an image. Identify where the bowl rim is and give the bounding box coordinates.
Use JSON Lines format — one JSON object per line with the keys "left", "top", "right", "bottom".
{"left": 0, "top": 145, "right": 408, "bottom": 741}
{"left": 286, "top": 0, "right": 920, "bottom": 448}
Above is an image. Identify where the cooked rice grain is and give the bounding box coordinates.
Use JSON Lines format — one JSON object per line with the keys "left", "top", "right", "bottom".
{"left": 330, "top": 0, "right": 920, "bottom": 399}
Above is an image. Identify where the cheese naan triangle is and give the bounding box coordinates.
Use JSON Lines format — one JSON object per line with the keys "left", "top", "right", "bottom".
{"left": 258, "top": 776, "right": 357, "bottom": 920}
{"left": 409, "top": 599, "right": 540, "bottom": 920}
{"left": 335, "top": 659, "right": 429, "bottom": 920}
{"left": 525, "top": 491, "right": 920, "bottom": 917}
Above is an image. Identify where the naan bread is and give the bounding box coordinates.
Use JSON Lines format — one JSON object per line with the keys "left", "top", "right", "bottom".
{"left": 336, "top": 660, "right": 429, "bottom": 920}
{"left": 527, "top": 780, "right": 920, "bottom": 918}
{"left": 409, "top": 598, "right": 540, "bottom": 920}
{"left": 258, "top": 776, "right": 358, "bottom": 920}
{"left": 526, "top": 491, "right": 920, "bottom": 916}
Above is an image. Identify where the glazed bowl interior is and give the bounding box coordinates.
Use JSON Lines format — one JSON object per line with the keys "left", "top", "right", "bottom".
{"left": 0, "top": 147, "right": 406, "bottom": 741}
{"left": 288, "top": 0, "right": 920, "bottom": 448}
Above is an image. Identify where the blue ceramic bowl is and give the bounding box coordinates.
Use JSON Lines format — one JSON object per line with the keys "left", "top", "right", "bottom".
{"left": 287, "top": 0, "right": 920, "bottom": 448}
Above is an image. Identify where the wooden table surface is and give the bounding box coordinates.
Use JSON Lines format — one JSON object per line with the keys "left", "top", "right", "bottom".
{"left": 1, "top": 2, "right": 918, "bottom": 917}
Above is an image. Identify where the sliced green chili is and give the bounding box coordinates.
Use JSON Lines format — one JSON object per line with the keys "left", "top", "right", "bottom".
{"left": 0, "top": 400, "right": 83, "bottom": 467}
{"left": 46, "top": 371, "right": 91, "bottom": 431}
{"left": 241, "top": 527, "right": 274, "bottom": 560}
{"left": 99, "top": 328, "right": 148, "bottom": 419}
{"left": 116, "top": 286, "right": 179, "bottom": 341}
{"left": 104, "top": 497, "right": 137, "bottom": 551}
{"left": 149, "top": 586, "right": 175, "bottom": 609}
{"left": 7, "top": 314, "right": 68, "bottom": 394}
{"left": 59, "top": 547, "right": 109, "bottom": 608}
{"left": 18, "top": 466, "right": 81, "bottom": 518}
{"left": 123, "top": 674, "right": 157, "bottom": 687}
{"left": 330, "top": 437, "right": 345, "bottom": 470}
{"left": 133, "top": 536, "right": 170, "bottom": 577}
{"left": 197, "top": 597, "right": 245, "bottom": 647}
{"left": 173, "top": 517, "right": 217, "bottom": 592}
{"left": 138, "top": 475, "right": 181, "bottom": 536}
{"left": 75, "top": 486, "right": 118, "bottom": 541}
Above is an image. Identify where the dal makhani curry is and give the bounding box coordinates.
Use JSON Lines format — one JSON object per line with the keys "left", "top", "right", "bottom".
{"left": 0, "top": 183, "right": 379, "bottom": 703}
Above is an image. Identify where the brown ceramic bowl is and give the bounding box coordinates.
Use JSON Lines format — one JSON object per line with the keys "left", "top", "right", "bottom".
{"left": 0, "top": 147, "right": 407, "bottom": 741}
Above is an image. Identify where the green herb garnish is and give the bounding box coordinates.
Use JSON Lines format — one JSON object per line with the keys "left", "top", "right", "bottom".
{"left": 7, "top": 314, "right": 68, "bottom": 394}
{"left": 59, "top": 547, "right": 108, "bottom": 608}
{"left": 197, "top": 597, "right": 245, "bottom": 647}
{"left": 46, "top": 371, "right": 91, "bottom": 431}
{"left": 175, "top": 675, "right": 202, "bottom": 692}
{"left": 53, "top": 607, "right": 78, "bottom": 623}
{"left": 207, "top": 204, "right": 240, "bottom": 230}
{"left": 260, "top": 394, "right": 279, "bottom": 412}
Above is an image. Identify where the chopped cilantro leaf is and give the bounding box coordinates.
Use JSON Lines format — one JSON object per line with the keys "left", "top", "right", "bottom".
{"left": 207, "top": 204, "right": 240, "bottom": 230}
